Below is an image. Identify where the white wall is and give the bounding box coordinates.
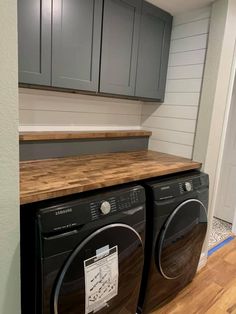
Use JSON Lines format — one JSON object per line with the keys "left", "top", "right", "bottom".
{"left": 19, "top": 89, "right": 142, "bottom": 131}
{"left": 141, "top": 6, "right": 211, "bottom": 158}
{"left": 0, "top": 1, "right": 20, "bottom": 313}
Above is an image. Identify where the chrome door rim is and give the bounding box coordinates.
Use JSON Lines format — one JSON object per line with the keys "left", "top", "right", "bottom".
{"left": 158, "top": 199, "right": 207, "bottom": 280}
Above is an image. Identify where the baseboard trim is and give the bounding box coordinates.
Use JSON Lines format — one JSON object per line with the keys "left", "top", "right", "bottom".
{"left": 197, "top": 252, "right": 208, "bottom": 271}
{"left": 208, "top": 236, "right": 235, "bottom": 257}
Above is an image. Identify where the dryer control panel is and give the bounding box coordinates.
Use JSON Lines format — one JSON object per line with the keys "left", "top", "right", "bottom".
{"left": 147, "top": 171, "right": 209, "bottom": 201}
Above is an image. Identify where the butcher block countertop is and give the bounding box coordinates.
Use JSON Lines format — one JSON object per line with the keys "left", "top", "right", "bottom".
{"left": 20, "top": 150, "right": 201, "bottom": 205}
{"left": 19, "top": 130, "right": 151, "bottom": 141}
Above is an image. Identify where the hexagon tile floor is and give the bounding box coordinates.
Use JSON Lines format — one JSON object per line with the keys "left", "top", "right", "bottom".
{"left": 209, "top": 217, "right": 233, "bottom": 249}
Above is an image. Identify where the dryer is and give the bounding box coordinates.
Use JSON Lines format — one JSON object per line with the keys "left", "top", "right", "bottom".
{"left": 138, "top": 171, "right": 209, "bottom": 313}
{"left": 21, "top": 184, "right": 146, "bottom": 314}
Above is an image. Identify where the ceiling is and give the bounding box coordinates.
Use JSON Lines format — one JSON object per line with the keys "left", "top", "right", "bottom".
{"left": 146, "top": 0, "right": 214, "bottom": 15}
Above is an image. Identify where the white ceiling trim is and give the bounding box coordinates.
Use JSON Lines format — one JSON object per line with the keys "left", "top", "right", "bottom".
{"left": 146, "top": 0, "right": 214, "bottom": 15}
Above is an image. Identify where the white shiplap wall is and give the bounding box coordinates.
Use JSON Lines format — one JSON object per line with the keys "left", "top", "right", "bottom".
{"left": 19, "top": 89, "right": 142, "bottom": 131}
{"left": 141, "top": 6, "right": 211, "bottom": 158}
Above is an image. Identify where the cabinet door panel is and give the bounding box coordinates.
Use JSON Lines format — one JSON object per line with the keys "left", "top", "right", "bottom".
{"left": 18, "top": 0, "right": 51, "bottom": 85}
{"left": 52, "top": 0, "right": 103, "bottom": 91}
{"left": 100, "top": 0, "right": 142, "bottom": 96}
{"left": 135, "top": 2, "right": 172, "bottom": 101}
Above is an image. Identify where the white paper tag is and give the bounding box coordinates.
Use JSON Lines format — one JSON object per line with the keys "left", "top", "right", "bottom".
{"left": 84, "top": 246, "right": 119, "bottom": 314}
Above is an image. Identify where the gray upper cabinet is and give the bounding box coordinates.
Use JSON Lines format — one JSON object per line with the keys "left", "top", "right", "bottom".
{"left": 18, "top": 0, "right": 172, "bottom": 100}
{"left": 135, "top": 2, "right": 172, "bottom": 101}
{"left": 100, "top": 0, "right": 142, "bottom": 96}
{"left": 18, "top": 0, "right": 51, "bottom": 85}
{"left": 52, "top": 0, "right": 103, "bottom": 91}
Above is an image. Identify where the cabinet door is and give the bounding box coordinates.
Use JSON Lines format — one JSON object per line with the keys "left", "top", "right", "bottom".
{"left": 52, "top": 0, "right": 103, "bottom": 91}
{"left": 100, "top": 0, "right": 142, "bottom": 96}
{"left": 135, "top": 2, "right": 172, "bottom": 101}
{"left": 18, "top": 0, "right": 51, "bottom": 85}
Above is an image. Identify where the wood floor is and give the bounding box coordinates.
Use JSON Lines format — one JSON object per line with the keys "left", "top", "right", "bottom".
{"left": 152, "top": 238, "right": 236, "bottom": 314}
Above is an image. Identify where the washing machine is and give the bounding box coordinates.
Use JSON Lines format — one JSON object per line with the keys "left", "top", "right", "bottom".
{"left": 138, "top": 171, "right": 209, "bottom": 314}
{"left": 20, "top": 184, "right": 146, "bottom": 314}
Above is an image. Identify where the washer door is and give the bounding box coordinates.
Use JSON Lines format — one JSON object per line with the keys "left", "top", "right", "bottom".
{"left": 53, "top": 223, "right": 144, "bottom": 314}
{"left": 156, "top": 199, "right": 207, "bottom": 280}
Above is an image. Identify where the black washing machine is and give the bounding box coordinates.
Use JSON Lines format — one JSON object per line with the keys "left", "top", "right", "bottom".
{"left": 138, "top": 171, "right": 209, "bottom": 314}
{"left": 21, "top": 184, "right": 146, "bottom": 314}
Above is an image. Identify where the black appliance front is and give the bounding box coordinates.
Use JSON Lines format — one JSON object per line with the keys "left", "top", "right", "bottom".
{"left": 138, "top": 171, "right": 209, "bottom": 314}
{"left": 21, "top": 184, "right": 146, "bottom": 314}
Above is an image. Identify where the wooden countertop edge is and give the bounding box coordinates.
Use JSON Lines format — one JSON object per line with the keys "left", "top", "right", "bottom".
{"left": 19, "top": 130, "right": 152, "bottom": 141}
{"left": 20, "top": 162, "right": 201, "bottom": 205}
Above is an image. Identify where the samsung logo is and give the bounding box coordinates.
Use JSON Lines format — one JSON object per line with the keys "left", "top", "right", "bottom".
{"left": 55, "top": 208, "right": 73, "bottom": 216}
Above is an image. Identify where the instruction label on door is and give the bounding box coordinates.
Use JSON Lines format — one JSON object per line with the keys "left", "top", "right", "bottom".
{"left": 84, "top": 246, "right": 119, "bottom": 314}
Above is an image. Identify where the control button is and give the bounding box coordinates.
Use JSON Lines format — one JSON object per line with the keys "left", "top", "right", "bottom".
{"left": 184, "top": 182, "right": 192, "bottom": 192}
{"left": 100, "top": 201, "right": 111, "bottom": 215}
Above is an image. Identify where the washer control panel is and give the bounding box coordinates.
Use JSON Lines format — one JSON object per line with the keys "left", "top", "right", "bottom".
{"left": 90, "top": 188, "right": 143, "bottom": 220}
{"left": 37, "top": 186, "right": 146, "bottom": 233}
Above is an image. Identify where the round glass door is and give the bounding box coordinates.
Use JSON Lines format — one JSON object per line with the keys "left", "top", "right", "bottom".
{"left": 156, "top": 199, "right": 207, "bottom": 280}
{"left": 53, "top": 224, "right": 144, "bottom": 314}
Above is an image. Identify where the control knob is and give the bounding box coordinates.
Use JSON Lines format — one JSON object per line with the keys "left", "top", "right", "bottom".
{"left": 184, "top": 182, "right": 192, "bottom": 192}
{"left": 100, "top": 201, "right": 111, "bottom": 215}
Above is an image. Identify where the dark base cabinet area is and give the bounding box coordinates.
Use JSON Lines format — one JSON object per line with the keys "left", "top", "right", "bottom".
{"left": 18, "top": 0, "right": 172, "bottom": 101}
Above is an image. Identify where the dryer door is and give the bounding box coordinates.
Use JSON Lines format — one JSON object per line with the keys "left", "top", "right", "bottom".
{"left": 53, "top": 223, "right": 144, "bottom": 314}
{"left": 156, "top": 199, "right": 207, "bottom": 280}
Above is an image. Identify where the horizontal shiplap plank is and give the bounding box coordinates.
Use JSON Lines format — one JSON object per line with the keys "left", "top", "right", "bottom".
{"left": 167, "top": 64, "right": 204, "bottom": 80}
{"left": 166, "top": 79, "right": 202, "bottom": 93}
{"left": 19, "top": 90, "right": 142, "bottom": 116}
{"left": 141, "top": 116, "right": 196, "bottom": 133}
{"left": 144, "top": 127, "right": 195, "bottom": 146}
{"left": 142, "top": 104, "right": 198, "bottom": 120}
{"left": 173, "top": 7, "right": 211, "bottom": 26}
{"left": 170, "top": 34, "right": 208, "bottom": 53}
{"left": 164, "top": 92, "right": 200, "bottom": 105}
{"left": 171, "top": 18, "right": 210, "bottom": 40}
{"left": 149, "top": 139, "right": 192, "bottom": 158}
{"left": 20, "top": 109, "right": 141, "bottom": 127}
{"left": 168, "top": 49, "right": 206, "bottom": 66}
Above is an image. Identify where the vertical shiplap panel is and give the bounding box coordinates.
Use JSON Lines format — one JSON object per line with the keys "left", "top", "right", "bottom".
{"left": 141, "top": 6, "right": 211, "bottom": 158}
